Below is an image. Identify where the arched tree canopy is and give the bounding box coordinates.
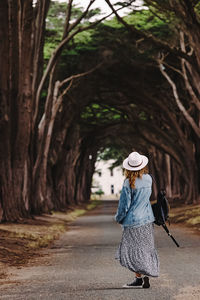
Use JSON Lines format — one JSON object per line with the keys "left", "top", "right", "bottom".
{"left": 0, "top": 0, "right": 199, "bottom": 221}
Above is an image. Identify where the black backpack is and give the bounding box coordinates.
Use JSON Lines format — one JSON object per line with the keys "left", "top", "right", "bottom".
{"left": 151, "top": 188, "right": 179, "bottom": 247}
{"left": 152, "top": 189, "right": 170, "bottom": 226}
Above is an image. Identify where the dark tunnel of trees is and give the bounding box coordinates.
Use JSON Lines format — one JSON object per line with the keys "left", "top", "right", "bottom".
{"left": 0, "top": 0, "right": 200, "bottom": 221}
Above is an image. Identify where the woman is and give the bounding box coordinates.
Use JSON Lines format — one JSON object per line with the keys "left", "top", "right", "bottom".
{"left": 115, "top": 151, "right": 159, "bottom": 288}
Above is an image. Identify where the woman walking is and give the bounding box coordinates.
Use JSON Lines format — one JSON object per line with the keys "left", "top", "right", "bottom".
{"left": 115, "top": 151, "right": 159, "bottom": 288}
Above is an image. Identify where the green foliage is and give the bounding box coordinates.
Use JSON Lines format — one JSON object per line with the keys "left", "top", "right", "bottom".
{"left": 97, "top": 146, "right": 126, "bottom": 169}
{"left": 46, "top": 1, "right": 100, "bottom": 33}
{"left": 74, "top": 30, "right": 93, "bottom": 45}
{"left": 125, "top": 9, "right": 173, "bottom": 39}
{"left": 44, "top": 1, "right": 101, "bottom": 60}
{"left": 81, "top": 103, "right": 124, "bottom": 125}
{"left": 42, "top": 0, "right": 181, "bottom": 162}
{"left": 44, "top": 1, "right": 174, "bottom": 74}
{"left": 139, "top": 111, "right": 147, "bottom": 120}
{"left": 194, "top": 2, "right": 200, "bottom": 14}
{"left": 95, "top": 189, "right": 104, "bottom": 196}
{"left": 46, "top": 2, "right": 67, "bottom": 33}
{"left": 104, "top": 17, "right": 124, "bottom": 28}
{"left": 98, "top": 147, "right": 122, "bottom": 161}
{"left": 44, "top": 1, "right": 68, "bottom": 59}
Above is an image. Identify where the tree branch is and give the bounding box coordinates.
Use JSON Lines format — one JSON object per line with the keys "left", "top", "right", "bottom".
{"left": 179, "top": 31, "right": 200, "bottom": 111}
{"left": 68, "top": 0, "right": 95, "bottom": 33}
{"left": 63, "top": 0, "right": 73, "bottom": 38}
{"left": 104, "top": 0, "right": 193, "bottom": 62}
{"left": 58, "top": 61, "right": 103, "bottom": 90}
{"left": 33, "top": 5, "right": 122, "bottom": 127}
{"left": 159, "top": 62, "right": 200, "bottom": 138}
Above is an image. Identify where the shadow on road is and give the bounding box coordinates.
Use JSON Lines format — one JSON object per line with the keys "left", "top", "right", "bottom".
{"left": 88, "top": 287, "right": 143, "bottom": 290}
{"left": 86, "top": 200, "right": 118, "bottom": 216}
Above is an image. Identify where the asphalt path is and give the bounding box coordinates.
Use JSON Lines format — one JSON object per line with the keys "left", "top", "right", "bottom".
{"left": 0, "top": 200, "right": 200, "bottom": 300}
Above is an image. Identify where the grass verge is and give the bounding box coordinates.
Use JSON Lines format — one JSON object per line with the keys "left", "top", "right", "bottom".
{"left": 0, "top": 200, "right": 101, "bottom": 273}
{"left": 170, "top": 204, "right": 200, "bottom": 234}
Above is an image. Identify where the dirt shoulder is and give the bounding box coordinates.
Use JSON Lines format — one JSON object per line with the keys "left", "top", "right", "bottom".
{"left": 0, "top": 200, "right": 101, "bottom": 279}
{"left": 170, "top": 203, "right": 200, "bottom": 235}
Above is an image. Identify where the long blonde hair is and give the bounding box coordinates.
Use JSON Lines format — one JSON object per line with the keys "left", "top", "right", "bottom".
{"left": 125, "top": 166, "right": 148, "bottom": 189}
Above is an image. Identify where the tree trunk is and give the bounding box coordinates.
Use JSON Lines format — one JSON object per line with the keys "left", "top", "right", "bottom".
{"left": 75, "top": 148, "right": 97, "bottom": 204}
{"left": 165, "top": 154, "right": 172, "bottom": 198}
{"left": 0, "top": 0, "right": 34, "bottom": 221}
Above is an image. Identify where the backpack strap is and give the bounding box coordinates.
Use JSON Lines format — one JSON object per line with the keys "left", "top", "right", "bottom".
{"left": 150, "top": 174, "right": 170, "bottom": 226}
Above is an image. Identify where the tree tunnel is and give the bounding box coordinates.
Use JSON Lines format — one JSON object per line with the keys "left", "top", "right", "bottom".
{"left": 0, "top": 0, "right": 200, "bottom": 221}
{"left": 72, "top": 56, "right": 199, "bottom": 205}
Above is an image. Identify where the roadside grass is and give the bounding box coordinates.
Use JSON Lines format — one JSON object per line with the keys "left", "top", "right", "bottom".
{"left": 170, "top": 204, "right": 200, "bottom": 233}
{"left": 0, "top": 200, "right": 101, "bottom": 271}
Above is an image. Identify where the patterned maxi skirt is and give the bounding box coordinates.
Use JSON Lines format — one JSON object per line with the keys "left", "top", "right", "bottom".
{"left": 115, "top": 222, "right": 159, "bottom": 277}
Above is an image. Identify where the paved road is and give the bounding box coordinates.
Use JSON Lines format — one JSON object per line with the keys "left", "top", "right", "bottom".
{"left": 0, "top": 200, "right": 200, "bottom": 300}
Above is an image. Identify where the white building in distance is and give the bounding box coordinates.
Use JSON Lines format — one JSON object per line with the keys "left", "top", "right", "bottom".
{"left": 92, "top": 159, "right": 125, "bottom": 198}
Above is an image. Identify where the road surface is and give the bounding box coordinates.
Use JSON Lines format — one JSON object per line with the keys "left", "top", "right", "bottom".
{"left": 0, "top": 200, "right": 200, "bottom": 300}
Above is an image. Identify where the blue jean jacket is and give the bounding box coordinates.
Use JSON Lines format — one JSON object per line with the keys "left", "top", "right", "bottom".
{"left": 115, "top": 174, "right": 155, "bottom": 227}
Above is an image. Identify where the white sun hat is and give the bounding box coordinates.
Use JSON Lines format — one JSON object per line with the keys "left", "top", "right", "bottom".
{"left": 123, "top": 151, "right": 148, "bottom": 171}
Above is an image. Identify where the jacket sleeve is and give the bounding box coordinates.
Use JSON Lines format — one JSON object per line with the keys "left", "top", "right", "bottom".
{"left": 115, "top": 184, "right": 132, "bottom": 224}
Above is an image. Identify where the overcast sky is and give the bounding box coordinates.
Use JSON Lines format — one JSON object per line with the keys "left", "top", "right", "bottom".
{"left": 56, "top": 0, "right": 146, "bottom": 16}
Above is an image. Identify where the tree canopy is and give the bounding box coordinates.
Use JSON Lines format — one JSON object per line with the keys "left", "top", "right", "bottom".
{"left": 0, "top": 0, "right": 199, "bottom": 221}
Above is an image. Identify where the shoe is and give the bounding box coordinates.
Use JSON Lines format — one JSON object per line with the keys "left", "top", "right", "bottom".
{"left": 143, "top": 276, "right": 150, "bottom": 288}
{"left": 123, "top": 277, "right": 143, "bottom": 288}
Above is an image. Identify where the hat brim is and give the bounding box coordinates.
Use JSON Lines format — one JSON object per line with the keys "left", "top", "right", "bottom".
{"left": 123, "top": 155, "right": 148, "bottom": 171}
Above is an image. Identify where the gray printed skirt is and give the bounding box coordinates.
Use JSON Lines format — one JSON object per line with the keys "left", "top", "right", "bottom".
{"left": 115, "top": 222, "right": 159, "bottom": 277}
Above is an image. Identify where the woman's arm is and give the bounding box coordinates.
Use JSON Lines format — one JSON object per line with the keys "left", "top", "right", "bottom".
{"left": 115, "top": 184, "right": 131, "bottom": 224}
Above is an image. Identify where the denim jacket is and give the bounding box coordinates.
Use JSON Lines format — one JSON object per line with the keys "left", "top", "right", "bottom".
{"left": 115, "top": 174, "right": 155, "bottom": 227}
